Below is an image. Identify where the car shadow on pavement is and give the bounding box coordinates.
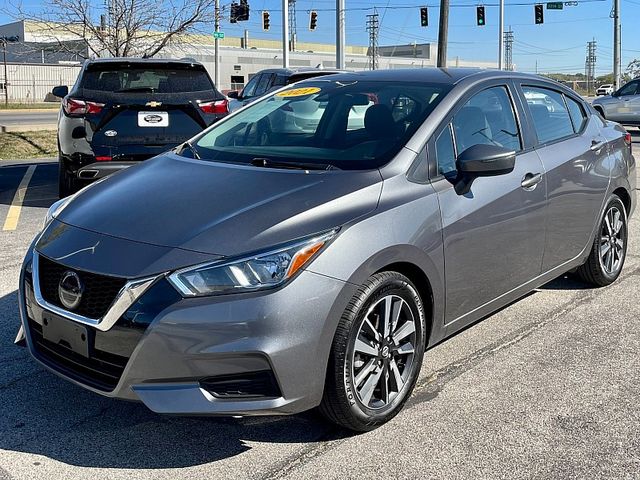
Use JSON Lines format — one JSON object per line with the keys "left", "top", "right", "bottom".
{"left": 0, "top": 291, "right": 344, "bottom": 470}
{"left": 538, "top": 273, "right": 595, "bottom": 290}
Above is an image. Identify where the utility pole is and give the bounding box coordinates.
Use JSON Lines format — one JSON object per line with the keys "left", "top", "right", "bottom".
{"left": 613, "top": 0, "right": 621, "bottom": 89}
{"left": 366, "top": 11, "right": 379, "bottom": 70}
{"left": 498, "top": 0, "right": 505, "bottom": 69}
{"left": 437, "top": 0, "right": 449, "bottom": 67}
{"left": 503, "top": 29, "right": 514, "bottom": 71}
{"left": 288, "top": 0, "right": 297, "bottom": 52}
{"left": 336, "top": 0, "right": 345, "bottom": 69}
{"left": 282, "top": 0, "right": 289, "bottom": 67}
{"left": 214, "top": 0, "right": 220, "bottom": 88}
{"left": 585, "top": 39, "right": 597, "bottom": 95}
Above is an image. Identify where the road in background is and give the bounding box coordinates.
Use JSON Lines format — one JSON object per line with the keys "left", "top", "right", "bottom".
{"left": 0, "top": 110, "right": 58, "bottom": 129}
{"left": 0, "top": 134, "right": 638, "bottom": 479}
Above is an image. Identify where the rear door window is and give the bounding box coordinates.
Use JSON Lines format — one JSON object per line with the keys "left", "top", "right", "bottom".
{"left": 522, "top": 86, "right": 575, "bottom": 144}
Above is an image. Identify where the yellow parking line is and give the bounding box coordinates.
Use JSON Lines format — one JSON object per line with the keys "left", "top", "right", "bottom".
{"left": 2, "top": 165, "right": 37, "bottom": 231}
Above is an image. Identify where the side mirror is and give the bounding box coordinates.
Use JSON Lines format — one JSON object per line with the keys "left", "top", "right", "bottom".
{"left": 226, "top": 90, "right": 239, "bottom": 99}
{"left": 611, "top": 90, "right": 619, "bottom": 97}
{"left": 454, "top": 144, "right": 516, "bottom": 195}
{"left": 51, "top": 85, "right": 68, "bottom": 98}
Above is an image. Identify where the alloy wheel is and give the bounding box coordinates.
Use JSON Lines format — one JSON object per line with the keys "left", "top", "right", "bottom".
{"left": 599, "top": 205, "right": 625, "bottom": 275}
{"left": 351, "top": 294, "right": 417, "bottom": 410}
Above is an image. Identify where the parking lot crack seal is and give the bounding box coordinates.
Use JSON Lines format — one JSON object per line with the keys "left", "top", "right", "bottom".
{"left": 259, "top": 428, "right": 350, "bottom": 480}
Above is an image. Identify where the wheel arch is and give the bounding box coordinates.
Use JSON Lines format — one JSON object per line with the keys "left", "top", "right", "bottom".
{"left": 612, "top": 186, "right": 631, "bottom": 216}
{"left": 373, "top": 261, "right": 435, "bottom": 348}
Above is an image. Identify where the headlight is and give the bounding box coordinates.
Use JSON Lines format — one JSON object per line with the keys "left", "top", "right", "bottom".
{"left": 43, "top": 196, "right": 73, "bottom": 229}
{"left": 167, "top": 230, "right": 338, "bottom": 297}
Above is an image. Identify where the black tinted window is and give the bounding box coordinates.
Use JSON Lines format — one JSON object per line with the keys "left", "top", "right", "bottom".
{"left": 82, "top": 66, "right": 213, "bottom": 93}
{"left": 565, "top": 96, "right": 587, "bottom": 132}
{"left": 254, "top": 74, "right": 274, "bottom": 96}
{"left": 617, "top": 81, "right": 638, "bottom": 96}
{"left": 452, "top": 86, "right": 521, "bottom": 154}
{"left": 523, "top": 86, "right": 574, "bottom": 144}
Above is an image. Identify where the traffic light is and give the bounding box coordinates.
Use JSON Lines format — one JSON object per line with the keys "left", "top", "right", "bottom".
{"left": 534, "top": 4, "right": 544, "bottom": 24}
{"left": 262, "top": 11, "right": 270, "bottom": 30}
{"left": 230, "top": 0, "right": 249, "bottom": 23}
{"left": 476, "top": 6, "right": 485, "bottom": 26}
{"left": 420, "top": 7, "right": 428, "bottom": 27}
{"left": 309, "top": 10, "right": 318, "bottom": 30}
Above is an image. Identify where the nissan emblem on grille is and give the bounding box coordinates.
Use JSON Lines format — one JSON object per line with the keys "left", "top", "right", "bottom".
{"left": 58, "top": 271, "right": 84, "bottom": 310}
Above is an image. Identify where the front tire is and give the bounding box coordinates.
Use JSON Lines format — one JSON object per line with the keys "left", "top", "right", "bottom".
{"left": 576, "top": 195, "right": 628, "bottom": 286}
{"left": 319, "top": 272, "right": 427, "bottom": 432}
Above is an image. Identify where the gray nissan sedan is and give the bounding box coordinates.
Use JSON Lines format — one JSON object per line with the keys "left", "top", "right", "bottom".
{"left": 16, "top": 69, "right": 636, "bottom": 432}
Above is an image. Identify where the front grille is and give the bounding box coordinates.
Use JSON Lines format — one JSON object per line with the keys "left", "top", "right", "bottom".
{"left": 28, "top": 319, "right": 128, "bottom": 391}
{"left": 38, "top": 255, "right": 127, "bottom": 319}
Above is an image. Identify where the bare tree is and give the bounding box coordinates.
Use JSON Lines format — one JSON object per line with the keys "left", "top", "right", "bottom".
{"left": 627, "top": 59, "right": 640, "bottom": 80}
{"left": 4, "top": 0, "right": 216, "bottom": 58}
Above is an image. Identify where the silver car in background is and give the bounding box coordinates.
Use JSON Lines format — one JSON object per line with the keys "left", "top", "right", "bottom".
{"left": 593, "top": 78, "right": 640, "bottom": 126}
{"left": 16, "top": 69, "right": 636, "bottom": 432}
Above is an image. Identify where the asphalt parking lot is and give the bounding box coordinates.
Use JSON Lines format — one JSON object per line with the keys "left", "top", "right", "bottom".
{"left": 0, "top": 132, "right": 639, "bottom": 480}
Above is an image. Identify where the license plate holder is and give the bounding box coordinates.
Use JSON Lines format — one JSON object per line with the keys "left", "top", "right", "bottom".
{"left": 42, "top": 312, "right": 90, "bottom": 358}
{"left": 138, "top": 111, "right": 169, "bottom": 127}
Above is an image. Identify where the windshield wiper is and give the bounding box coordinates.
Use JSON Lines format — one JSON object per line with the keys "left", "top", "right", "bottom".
{"left": 250, "top": 158, "right": 340, "bottom": 171}
{"left": 179, "top": 141, "right": 201, "bottom": 159}
{"left": 115, "top": 87, "right": 155, "bottom": 93}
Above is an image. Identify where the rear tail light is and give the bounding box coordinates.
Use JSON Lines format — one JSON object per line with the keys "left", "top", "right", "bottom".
{"left": 624, "top": 132, "right": 632, "bottom": 147}
{"left": 95, "top": 156, "right": 112, "bottom": 162}
{"left": 62, "top": 98, "right": 105, "bottom": 116}
{"left": 198, "top": 99, "right": 229, "bottom": 115}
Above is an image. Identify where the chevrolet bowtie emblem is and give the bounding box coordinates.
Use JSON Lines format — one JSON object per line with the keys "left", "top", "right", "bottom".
{"left": 146, "top": 101, "right": 162, "bottom": 107}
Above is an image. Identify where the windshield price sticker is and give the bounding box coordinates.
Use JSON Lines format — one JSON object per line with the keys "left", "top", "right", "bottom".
{"left": 275, "top": 87, "right": 322, "bottom": 98}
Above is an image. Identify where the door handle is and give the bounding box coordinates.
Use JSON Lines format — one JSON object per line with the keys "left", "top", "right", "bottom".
{"left": 590, "top": 140, "right": 606, "bottom": 152}
{"left": 521, "top": 172, "right": 542, "bottom": 190}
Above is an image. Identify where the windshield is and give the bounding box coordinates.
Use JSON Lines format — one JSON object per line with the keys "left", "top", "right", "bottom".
{"left": 82, "top": 65, "right": 214, "bottom": 94}
{"left": 189, "top": 79, "right": 451, "bottom": 170}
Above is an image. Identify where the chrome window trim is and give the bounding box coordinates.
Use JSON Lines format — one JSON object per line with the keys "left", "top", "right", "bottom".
{"left": 31, "top": 251, "right": 160, "bottom": 332}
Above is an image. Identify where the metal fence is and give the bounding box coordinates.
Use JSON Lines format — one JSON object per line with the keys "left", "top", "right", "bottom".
{"left": 0, "top": 63, "right": 81, "bottom": 103}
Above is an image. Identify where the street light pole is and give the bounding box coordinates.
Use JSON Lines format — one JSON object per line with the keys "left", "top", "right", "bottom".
{"left": 498, "top": 0, "right": 504, "bottom": 69}
{"left": 336, "top": 0, "right": 345, "bottom": 69}
{"left": 214, "top": 0, "right": 220, "bottom": 88}
{"left": 613, "top": 0, "right": 621, "bottom": 89}
{"left": 283, "top": 0, "right": 289, "bottom": 67}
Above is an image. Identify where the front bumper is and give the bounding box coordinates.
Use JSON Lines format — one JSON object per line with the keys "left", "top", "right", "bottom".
{"left": 18, "top": 245, "right": 356, "bottom": 416}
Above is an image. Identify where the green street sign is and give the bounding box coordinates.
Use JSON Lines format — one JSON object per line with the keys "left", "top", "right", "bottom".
{"left": 213, "top": 31, "right": 225, "bottom": 39}
{"left": 546, "top": 2, "right": 563, "bottom": 9}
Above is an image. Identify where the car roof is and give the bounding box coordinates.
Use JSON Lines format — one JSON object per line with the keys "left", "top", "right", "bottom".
{"left": 85, "top": 57, "right": 204, "bottom": 66}
{"left": 294, "top": 67, "right": 553, "bottom": 86}
{"left": 254, "top": 67, "right": 347, "bottom": 76}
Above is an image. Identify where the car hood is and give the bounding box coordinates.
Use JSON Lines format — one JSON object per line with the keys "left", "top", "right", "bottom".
{"left": 56, "top": 153, "right": 383, "bottom": 257}
{"left": 592, "top": 96, "right": 615, "bottom": 105}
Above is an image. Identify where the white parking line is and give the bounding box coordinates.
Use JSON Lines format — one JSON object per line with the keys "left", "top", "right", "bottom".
{"left": 2, "top": 165, "right": 37, "bottom": 231}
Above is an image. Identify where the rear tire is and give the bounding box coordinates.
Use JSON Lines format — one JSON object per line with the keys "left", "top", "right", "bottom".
{"left": 319, "top": 272, "right": 427, "bottom": 432}
{"left": 58, "top": 157, "right": 76, "bottom": 198}
{"left": 576, "top": 195, "right": 628, "bottom": 286}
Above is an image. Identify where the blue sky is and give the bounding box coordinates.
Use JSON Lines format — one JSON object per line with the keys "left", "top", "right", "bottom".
{"left": 3, "top": 0, "right": 640, "bottom": 75}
